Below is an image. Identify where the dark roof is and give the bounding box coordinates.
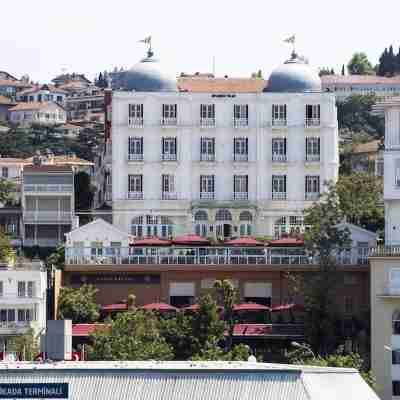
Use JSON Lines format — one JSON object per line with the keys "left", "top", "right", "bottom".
{"left": 23, "top": 165, "right": 73, "bottom": 173}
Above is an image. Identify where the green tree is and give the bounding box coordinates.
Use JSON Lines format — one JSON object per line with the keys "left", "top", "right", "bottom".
{"left": 192, "top": 343, "right": 251, "bottom": 361}
{"left": 88, "top": 311, "right": 173, "bottom": 361}
{"left": 347, "top": 52, "right": 374, "bottom": 75}
{"left": 336, "top": 173, "right": 384, "bottom": 231}
{"left": 319, "top": 67, "right": 335, "bottom": 77}
{"left": 46, "top": 246, "right": 65, "bottom": 269}
{"left": 0, "top": 178, "right": 16, "bottom": 205}
{"left": 58, "top": 284, "right": 100, "bottom": 323}
{"left": 341, "top": 64, "right": 345, "bottom": 75}
{"left": 7, "top": 328, "right": 39, "bottom": 361}
{"left": 0, "top": 232, "right": 16, "bottom": 265}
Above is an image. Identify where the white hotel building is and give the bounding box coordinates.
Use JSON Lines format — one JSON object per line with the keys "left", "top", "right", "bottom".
{"left": 110, "top": 49, "right": 339, "bottom": 239}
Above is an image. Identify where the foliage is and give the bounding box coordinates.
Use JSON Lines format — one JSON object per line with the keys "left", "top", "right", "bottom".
{"left": 75, "top": 171, "right": 94, "bottom": 211}
{"left": 0, "top": 178, "right": 16, "bottom": 205}
{"left": 88, "top": 311, "right": 173, "bottom": 361}
{"left": 337, "top": 94, "right": 385, "bottom": 139}
{"left": 0, "top": 232, "right": 15, "bottom": 264}
{"left": 347, "top": 52, "right": 374, "bottom": 75}
{"left": 191, "top": 343, "right": 251, "bottom": 361}
{"left": 46, "top": 246, "right": 65, "bottom": 269}
{"left": 336, "top": 173, "right": 384, "bottom": 231}
{"left": 7, "top": 328, "right": 39, "bottom": 361}
{"left": 377, "top": 45, "right": 400, "bottom": 76}
{"left": 58, "top": 285, "right": 100, "bottom": 323}
{"left": 319, "top": 67, "right": 335, "bottom": 77}
{"left": 251, "top": 70, "right": 263, "bottom": 78}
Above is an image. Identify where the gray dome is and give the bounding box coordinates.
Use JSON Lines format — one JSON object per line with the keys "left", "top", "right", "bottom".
{"left": 113, "top": 51, "right": 178, "bottom": 92}
{"left": 264, "top": 53, "right": 321, "bottom": 93}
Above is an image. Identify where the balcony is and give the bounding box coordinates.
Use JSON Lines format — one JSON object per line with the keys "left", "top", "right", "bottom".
{"left": 233, "top": 153, "right": 248, "bottom": 162}
{"left": 0, "top": 321, "right": 32, "bottom": 335}
{"left": 233, "top": 118, "right": 248, "bottom": 128}
{"left": 233, "top": 192, "right": 248, "bottom": 200}
{"left": 24, "top": 211, "right": 72, "bottom": 222}
{"left": 200, "top": 118, "right": 215, "bottom": 128}
{"left": 161, "top": 153, "right": 177, "bottom": 162}
{"left": 305, "top": 193, "right": 320, "bottom": 201}
{"left": 128, "top": 153, "right": 144, "bottom": 161}
{"left": 305, "top": 118, "right": 321, "bottom": 127}
{"left": 369, "top": 246, "right": 400, "bottom": 257}
{"left": 272, "top": 154, "right": 287, "bottom": 162}
{"left": 200, "top": 153, "right": 215, "bottom": 162}
{"left": 24, "top": 238, "right": 60, "bottom": 247}
{"left": 24, "top": 184, "right": 73, "bottom": 193}
{"left": 272, "top": 192, "right": 287, "bottom": 200}
{"left": 162, "top": 192, "right": 178, "bottom": 200}
{"left": 128, "top": 117, "right": 144, "bottom": 128}
{"left": 161, "top": 117, "right": 178, "bottom": 127}
{"left": 306, "top": 154, "right": 320, "bottom": 162}
{"left": 127, "top": 192, "right": 143, "bottom": 200}
{"left": 200, "top": 192, "right": 215, "bottom": 200}
{"left": 272, "top": 119, "right": 287, "bottom": 127}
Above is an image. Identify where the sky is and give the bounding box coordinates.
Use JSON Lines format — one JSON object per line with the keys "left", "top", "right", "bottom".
{"left": 1, "top": 0, "right": 400, "bottom": 83}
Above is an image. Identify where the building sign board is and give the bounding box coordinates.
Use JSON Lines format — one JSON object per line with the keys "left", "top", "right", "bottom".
{"left": 0, "top": 383, "right": 68, "bottom": 399}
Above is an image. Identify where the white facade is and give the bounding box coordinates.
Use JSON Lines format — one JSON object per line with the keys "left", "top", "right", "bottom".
{"left": 9, "top": 102, "right": 67, "bottom": 126}
{"left": 0, "top": 261, "right": 47, "bottom": 346}
{"left": 111, "top": 91, "right": 338, "bottom": 238}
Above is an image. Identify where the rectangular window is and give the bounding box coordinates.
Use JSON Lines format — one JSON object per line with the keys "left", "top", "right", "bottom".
{"left": 233, "top": 175, "right": 248, "bottom": 200}
{"left": 200, "top": 175, "right": 215, "bottom": 199}
{"left": 162, "top": 104, "right": 177, "bottom": 125}
{"left": 393, "top": 381, "right": 400, "bottom": 396}
{"left": 272, "top": 104, "right": 287, "bottom": 126}
{"left": 128, "top": 104, "right": 143, "bottom": 119}
{"left": 305, "top": 104, "right": 321, "bottom": 126}
{"left": 306, "top": 137, "right": 321, "bottom": 161}
{"left": 2, "top": 167, "right": 8, "bottom": 178}
{"left": 128, "top": 137, "right": 143, "bottom": 160}
{"left": 393, "top": 351, "right": 400, "bottom": 365}
{"left": 272, "top": 175, "right": 287, "bottom": 200}
{"left": 200, "top": 137, "right": 215, "bottom": 161}
{"left": 162, "top": 174, "right": 176, "bottom": 199}
{"left": 233, "top": 137, "right": 248, "bottom": 161}
{"left": 344, "top": 296, "right": 354, "bottom": 314}
{"left": 272, "top": 138, "right": 287, "bottom": 161}
{"left": 395, "top": 159, "right": 400, "bottom": 187}
{"left": 128, "top": 175, "right": 143, "bottom": 199}
{"left": 305, "top": 175, "right": 320, "bottom": 200}
{"left": 18, "top": 281, "right": 26, "bottom": 297}
{"left": 27, "top": 281, "right": 35, "bottom": 298}
{"left": 162, "top": 137, "right": 177, "bottom": 161}
{"left": 233, "top": 104, "right": 248, "bottom": 127}
{"left": 0, "top": 282, "right": 2, "bottom": 297}
{"left": 18, "top": 309, "right": 26, "bottom": 322}
{"left": 200, "top": 104, "right": 215, "bottom": 126}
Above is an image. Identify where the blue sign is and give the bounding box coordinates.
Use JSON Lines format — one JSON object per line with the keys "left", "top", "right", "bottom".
{"left": 0, "top": 383, "right": 68, "bottom": 399}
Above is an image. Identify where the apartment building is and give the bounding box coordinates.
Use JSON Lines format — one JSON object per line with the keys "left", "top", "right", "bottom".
{"left": 8, "top": 102, "right": 67, "bottom": 126}
{"left": 16, "top": 84, "right": 67, "bottom": 104}
{"left": 65, "top": 86, "right": 104, "bottom": 123}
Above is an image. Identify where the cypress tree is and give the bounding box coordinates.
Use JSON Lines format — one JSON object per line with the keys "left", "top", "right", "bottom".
{"left": 388, "top": 45, "right": 396, "bottom": 76}
{"left": 341, "top": 65, "right": 345, "bottom": 75}
{"left": 396, "top": 47, "right": 400, "bottom": 75}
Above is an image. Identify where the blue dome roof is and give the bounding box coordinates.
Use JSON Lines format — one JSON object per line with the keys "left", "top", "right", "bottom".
{"left": 264, "top": 53, "right": 321, "bottom": 93}
{"left": 112, "top": 51, "right": 178, "bottom": 92}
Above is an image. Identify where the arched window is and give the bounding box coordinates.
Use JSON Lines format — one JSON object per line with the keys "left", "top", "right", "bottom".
{"left": 239, "top": 211, "right": 253, "bottom": 221}
{"left": 215, "top": 209, "right": 232, "bottom": 221}
{"left": 131, "top": 215, "right": 173, "bottom": 238}
{"left": 393, "top": 311, "right": 400, "bottom": 335}
{"left": 194, "top": 210, "right": 208, "bottom": 221}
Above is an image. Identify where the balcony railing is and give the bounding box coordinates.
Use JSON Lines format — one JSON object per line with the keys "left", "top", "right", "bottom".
{"left": 24, "top": 184, "right": 73, "bottom": 193}
{"left": 233, "top": 153, "right": 248, "bottom": 162}
{"left": 127, "top": 192, "right": 143, "bottom": 200}
{"left": 161, "top": 117, "right": 178, "bottom": 127}
{"left": 272, "top": 192, "right": 287, "bottom": 200}
{"left": 200, "top": 192, "right": 215, "bottom": 200}
{"left": 200, "top": 118, "right": 215, "bottom": 128}
{"left": 0, "top": 321, "right": 31, "bottom": 331}
{"left": 24, "top": 238, "right": 60, "bottom": 247}
{"left": 272, "top": 154, "right": 287, "bottom": 162}
{"left": 128, "top": 117, "right": 144, "bottom": 128}
{"left": 306, "top": 154, "right": 320, "bottom": 162}
{"left": 128, "top": 153, "right": 144, "bottom": 161}
{"left": 233, "top": 118, "right": 248, "bottom": 128}
{"left": 200, "top": 153, "right": 215, "bottom": 162}
{"left": 369, "top": 246, "right": 400, "bottom": 257}
{"left": 161, "top": 153, "right": 177, "bottom": 161}
{"left": 162, "top": 192, "right": 178, "bottom": 200}
{"left": 233, "top": 192, "right": 248, "bottom": 200}
{"left": 272, "top": 119, "right": 287, "bottom": 127}
{"left": 305, "top": 118, "right": 321, "bottom": 127}
{"left": 24, "top": 211, "right": 72, "bottom": 222}
{"left": 305, "top": 193, "right": 320, "bottom": 201}
{"left": 65, "top": 246, "right": 370, "bottom": 266}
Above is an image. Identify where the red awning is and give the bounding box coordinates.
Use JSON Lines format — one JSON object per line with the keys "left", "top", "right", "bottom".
{"left": 268, "top": 238, "right": 304, "bottom": 247}
{"left": 233, "top": 303, "right": 271, "bottom": 312}
{"left": 72, "top": 324, "right": 108, "bottom": 336}
{"left": 141, "top": 302, "right": 178, "bottom": 312}
{"left": 101, "top": 303, "right": 128, "bottom": 312}
{"left": 131, "top": 237, "right": 172, "bottom": 246}
{"left": 225, "top": 237, "right": 264, "bottom": 246}
{"left": 271, "top": 303, "right": 305, "bottom": 312}
{"left": 233, "top": 324, "right": 273, "bottom": 336}
{"left": 173, "top": 234, "right": 210, "bottom": 245}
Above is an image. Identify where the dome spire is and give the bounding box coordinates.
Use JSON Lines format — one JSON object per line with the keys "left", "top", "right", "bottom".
{"left": 139, "top": 35, "right": 153, "bottom": 59}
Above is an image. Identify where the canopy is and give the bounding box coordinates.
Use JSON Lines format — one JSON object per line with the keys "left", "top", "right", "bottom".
{"left": 141, "top": 302, "right": 178, "bottom": 312}
{"left": 173, "top": 234, "right": 210, "bottom": 245}
{"left": 268, "top": 238, "right": 304, "bottom": 247}
{"left": 225, "top": 237, "right": 264, "bottom": 246}
{"left": 101, "top": 304, "right": 128, "bottom": 312}
{"left": 131, "top": 237, "right": 172, "bottom": 246}
{"left": 233, "top": 303, "right": 271, "bottom": 312}
{"left": 271, "top": 303, "right": 305, "bottom": 312}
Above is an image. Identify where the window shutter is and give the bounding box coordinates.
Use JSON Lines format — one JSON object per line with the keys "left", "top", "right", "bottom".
{"left": 245, "top": 175, "right": 248, "bottom": 192}
{"left": 317, "top": 138, "right": 321, "bottom": 155}
{"left": 234, "top": 175, "right": 237, "bottom": 193}
{"left": 140, "top": 137, "right": 143, "bottom": 154}
{"left": 284, "top": 175, "right": 287, "bottom": 192}
{"left": 212, "top": 138, "right": 215, "bottom": 155}
{"left": 284, "top": 138, "right": 287, "bottom": 154}
{"left": 245, "top": 137, "right": 248, "bottom": 154}
{"left": 162, "top": 104, "right": 165, "bottom": 118}
{"left": 233, "top": 138, "right": 236, "bottom": 159}
{"left": 174, "top": 137, "right": 177, "bottom": 155}
{"left": 162, "top": 137, "right": 165, "bottom": 154}
{"left": 245, "top": 105, "right": 249, "bottom": 119}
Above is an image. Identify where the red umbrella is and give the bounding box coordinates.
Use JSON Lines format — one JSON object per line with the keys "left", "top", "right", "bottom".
{"left": 268, "top": 238, "right": 304, "bottom": 247}
{"left": 225, "top": 237, "right": 264, "bottom": 246}
{"left": 101, "top": 303, "right": 128, "bottom": 312}
{"left": 131, "top": 237, "right": 172, "bottom": 246}
{"left": 141, "top": 302, "right": 178, "bottom": 312}
{"left": 173, "top": 234, "right": 210, "bottom": 245}
{"left": 233, "top": 303, "right": 271, "bottom": 312}
{"left": 271, "top": 303, "right": 305, "bottom": 312}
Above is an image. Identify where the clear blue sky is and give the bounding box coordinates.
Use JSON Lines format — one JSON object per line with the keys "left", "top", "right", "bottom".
{"left": 1, "top": 0, "right": 399, "bottom": 83}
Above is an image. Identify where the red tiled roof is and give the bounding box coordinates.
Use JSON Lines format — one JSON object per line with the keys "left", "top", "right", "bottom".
{"left": 141, "top": 302, "right": 178, "bottom": 311}
{"left": 173, "top": 234, "right": 210, "bottom": 245}
{"left": 0, "top": 95, "right": 16, "bottom": 105}
{"left": 18, "top": 84, "right": 68, "bottom": 96}
{"left": 225, "top": 237, "right": 264, "bottom": 246}
{"left": 24, "top": 165, "right": 73, "bottom": 173}
{"left": 0, "top": 79, "right": 32, "bottom": 88}
{"left": 132, "top": 237, "right": 172, "bottom": 246}
{"left": 101, "top": 303, "right": 128, "bottom": 312}
{"left": 178, "top": 77, "right": 267, "bottom": 93}
{"left": 271, "top": 303, "right": 305, "bottom": 312}
{"left": 233, "top": 324, "right": 273, "bottom": 336}
{"left": 72, "top": 324, "right": 108, "bottom": 336}
{"left": 268, "top": 238, "right": 304, "bottom": 247}
{"left": 9, "top": 101, "right": 63, "bottom": 112}
{"left": 352, "top": 140, "right": 381, "bottom": 154}
{"left": 321, "top": 74, "right": 400, "bottom": 86}
{"left": 233, "top": 303, "right": 271, "bottom": 312}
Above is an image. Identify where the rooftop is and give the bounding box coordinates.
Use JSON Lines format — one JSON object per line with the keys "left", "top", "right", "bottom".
{"left": 351, "top": 140, "right": 382, "bottom": 154}
{"left": 322, "top": 74, "right": 400, "bottom": 85}
{"left": 24, "top": 165, "right": 73, "bottom": 173}
{"left": 178, "top": 77, "right": 267, "bottom": 93}
{"left": 8, "top": 102, "right": 63, "bottom": 112}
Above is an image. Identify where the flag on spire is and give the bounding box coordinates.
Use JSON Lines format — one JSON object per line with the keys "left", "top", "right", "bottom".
{"left": 284, "top": 35, "right": 295, "bottom": 44}
{"left": 139, "top": 36, "right": 152, "bottom": 44}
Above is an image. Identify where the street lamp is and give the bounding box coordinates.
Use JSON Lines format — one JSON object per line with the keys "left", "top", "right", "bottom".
{"left": 291, "top": 341, "right": 316, "bottom": 359}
